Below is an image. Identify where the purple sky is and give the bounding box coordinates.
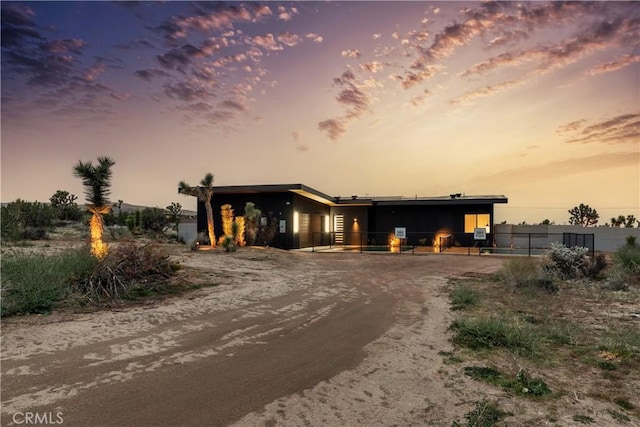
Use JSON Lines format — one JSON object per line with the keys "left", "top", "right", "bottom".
{"left": 1, "top": 1, "right": 638, "bottom": 224}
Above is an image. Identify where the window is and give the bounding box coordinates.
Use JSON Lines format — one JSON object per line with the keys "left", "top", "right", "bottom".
{"left": 333, "top": 214, "right": 344, "bottom": 244}
{"left": 464, "top": 213, "right": 490, "bottom": 233}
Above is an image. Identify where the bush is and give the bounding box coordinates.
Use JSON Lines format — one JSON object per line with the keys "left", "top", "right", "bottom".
{"left": 581, "top": 253, "right": 607, "bottom": 279}
{"left": 545, "top": 243, "right": 589, "bottom": 279}
{"left": 614, "top": 240, "right": 640, "bottom": 273}
{"left": 1, "top": 249, "right": 97, "bottom": 316}
{"left": 1, "top": 200, "right": 56, "bottom": 241}
{"left": 499, "top": 257, "right": 558, "bottom": 292}
{"left": 22, "top": 227, "right": 49, "bottom": 240}
{"left": 450, "top": 284, "right": 479, "bottom": 310}
{"left": 222, "top": 236, "right": 237, "bottom": 252}
{"left": 75, "top": 242, "right": 179, "bottom": 301}
{"left": 450, "top": 316, "right": 542, "bottom": 358}
{"left": 140, "top": 207, "right": 169, "bottom": 233}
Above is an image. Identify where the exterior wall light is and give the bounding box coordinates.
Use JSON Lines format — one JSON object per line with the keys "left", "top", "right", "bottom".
{"left": 293, "top": 211, "right": 299, "bottom": 234}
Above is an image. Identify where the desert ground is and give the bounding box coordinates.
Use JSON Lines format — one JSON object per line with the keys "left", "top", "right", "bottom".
{"left": 1, "top": 244, "right": 638, "bottom": 426}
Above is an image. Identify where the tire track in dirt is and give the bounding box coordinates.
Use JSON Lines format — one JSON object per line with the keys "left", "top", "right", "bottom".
{"left": 1, "top": 250, "right": 504, "bottom": 426}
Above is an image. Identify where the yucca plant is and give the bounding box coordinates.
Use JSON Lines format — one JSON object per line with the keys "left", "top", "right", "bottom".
{"left": 179, "top": 173, "right": 216, "bottom": 248}
{"left": 73, "top": 156, "right": 115, "bottom": 259}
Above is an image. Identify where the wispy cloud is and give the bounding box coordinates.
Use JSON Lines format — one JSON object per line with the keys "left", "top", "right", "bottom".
{"left": 558, "top": 114, "right": 640, "bottom": 145}
{"left": 587, "top": 54, "right": 640, "bottom": 76}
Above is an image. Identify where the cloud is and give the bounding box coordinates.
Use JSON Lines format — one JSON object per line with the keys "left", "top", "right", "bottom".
{"left": 81, "top": 63, "right": 106, "bottom": 82}
{"left": 559, "top": 114, "right": 640, "bottom": 145}
{"left": 341, "top": 49, "right": 361, "bottom": 59}
{"left": 135, "top": 68, "right": 171, "bottom": 81}
{"left": 587, "top": 54, "right": 640, "bottom": 76}
{"left": 277, "top": 32, "right": 301, "bottom": 47}
{"left": 474, "top": 152, "right": 639, "bottom": 186}
{"left": 292, "top": 131, "right": 309, "bottom": 151}
{"left": 318, "top": 119, "right": 346, "bottom": 141}
{"left": 556, "top": 120, "right": 587, "bottom": 135}
{"left": 219, "top": 98, "right": 248, "bottom": 112}
{"left": 450, "top": 78, "right": 521, "bottom": 105}
{"left": 305, "top": 33, "right": 323, "bottom": 43}
{"left": 359, "top": 61, "right": 383, "bottom": 73}
{"left": 319, "top": 67, "right": 376, "bottom": 140}
{"left": 278, "top": 6, "right": 298, "bottom": 22}
{"left": 0, "top": 3, "right": 43, "bottom": 48}
{"left": 248, "top": 33, "right": 282, "bottom": 51}
{"left": 163, "top": 81, "right": 211, "bottom": 102}
{"left": 156, "top": 3, "right": 273, "bottom": 43}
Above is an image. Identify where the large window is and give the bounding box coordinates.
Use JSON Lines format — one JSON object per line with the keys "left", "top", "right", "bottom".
{"left": 464, "top": 213, "right": 491, "bottom": 233}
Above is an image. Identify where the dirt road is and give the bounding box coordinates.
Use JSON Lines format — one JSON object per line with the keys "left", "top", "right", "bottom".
{"left": 1, "top": 250, "right": 504, "bottom": 426}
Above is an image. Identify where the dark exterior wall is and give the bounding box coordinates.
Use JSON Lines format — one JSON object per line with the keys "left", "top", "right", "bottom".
{"left": 368, "top": 203, "right": 496, "bottom": 246}
{"left": 330, "top": 206, "right": 369, "bottom": 246}
{"left": 196, "top": 192, "right": 332, "bottom": 249}
{"left": 292, "top": 194, "right": 330, "bottom": 248}
{"left": 197, "top": 192, "right": 294, "bottom": 249}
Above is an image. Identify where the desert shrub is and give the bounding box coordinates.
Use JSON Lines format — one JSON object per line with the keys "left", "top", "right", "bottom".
{"left": 450, "top": 316, "right": 542, "bottom": 358}
{"left": 1, "top": 249, "right": 97, "bottom": 316}
{"left": 464, "top": 366, "right": 551, "bottom": 396}
{"left": 75, "top": 242, "right": 179, "bottom": 301}
{"left": 453, "top": 400, "right": 510, "bottom": 427}
{"left": 614, "top": 239, "right": 640, "bottom": 273}
{"left": 1, "top": 200, "right": 56, "bottom": 241}
{"left": 545, "top": 242, "right": 589, "bottom": 279}
{"left": 140, "top": 207, "right": 169, "bottom": 233}
{"left": 22, "top": 227, "right": 49, "bottom": 240}
{"left": 450, "top": 284, "right": 479, "bottom": 310}
{"left": 581, "top": 253, "right": 607, "bottom": 279}
{"left": 221, "top": 236, "right": 237, "bottom": 252}
{"left": 499, "top": 257, "right": 558, "bottom": 292}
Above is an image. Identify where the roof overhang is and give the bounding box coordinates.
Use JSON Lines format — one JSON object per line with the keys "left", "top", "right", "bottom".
{"left": 372, "top": 196, "right": 508, "bottom": 206}
{"left": 203, "top": 184, "right": 337, "bottom": 206}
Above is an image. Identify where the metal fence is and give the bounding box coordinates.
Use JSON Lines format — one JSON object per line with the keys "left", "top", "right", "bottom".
{"left": 308, "top": 231, "right": 595, "bottom": 257}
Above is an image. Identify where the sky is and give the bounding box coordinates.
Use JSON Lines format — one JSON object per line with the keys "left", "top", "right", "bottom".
{"left": 1, "top": 1, "right": 638, "bottom": 225}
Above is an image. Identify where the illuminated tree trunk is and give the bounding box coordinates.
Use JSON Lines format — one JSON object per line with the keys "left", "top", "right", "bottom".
{"left": 235, "top": 216, "right": 246, "bottom": 247}
{"left": 88, "top": 205, "right": 110, "bottom": 259}
{"left": 221, "top": 204, "right": 234, "bottom": 237}
{"left": 204, "top": 201, "right": 216, "bottom": 248}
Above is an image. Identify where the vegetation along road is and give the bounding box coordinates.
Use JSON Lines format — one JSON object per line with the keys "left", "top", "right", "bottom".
{"left": 2, "top": 246, "right": 639, "bottom": 426}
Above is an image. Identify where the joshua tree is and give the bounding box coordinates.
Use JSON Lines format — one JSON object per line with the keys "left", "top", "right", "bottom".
{"left": 244, "top": 202, "right": 261, "bottom": 246}
{"left": 73, "top": 156, "right": 115, "bottom": 259}
{"left": 179, "top": 173, "right": 216, "bottom": 248}
{"left": 166, "top": 202, "right": 183, "bottom": 237}
{"left": 568, "top": 203, "right": 599, "bottom": 226}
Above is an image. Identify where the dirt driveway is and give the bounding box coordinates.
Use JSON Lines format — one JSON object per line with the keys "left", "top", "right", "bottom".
{"left": 1, "top": 249, "right": 504, "bottom": 426}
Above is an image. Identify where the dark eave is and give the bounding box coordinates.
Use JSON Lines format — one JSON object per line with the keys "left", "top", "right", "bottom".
{"left": 201, "top": 184, "right": 337, "bottom": 206}
{"left": 369, "top": 195, "right": 508, "bottom": 206}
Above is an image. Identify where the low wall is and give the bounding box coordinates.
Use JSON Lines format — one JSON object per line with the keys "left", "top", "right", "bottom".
{"left": 178, "top": 222, "right": 197, "bottom": 244}
{"left": 494, "top": 224, "right": 640, "bottom": 252}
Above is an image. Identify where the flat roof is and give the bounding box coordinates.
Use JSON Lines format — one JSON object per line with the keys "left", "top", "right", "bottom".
{"left": 183, "top": 184, "right": 507, "bottom": 206}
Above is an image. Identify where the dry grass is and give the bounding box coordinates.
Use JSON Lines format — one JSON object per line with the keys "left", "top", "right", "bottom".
{"left": 447, "top": 272, "right": 640, "bottom": 424}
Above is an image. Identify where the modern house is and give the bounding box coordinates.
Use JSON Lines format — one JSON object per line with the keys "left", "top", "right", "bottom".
{"left": 186, "top": 183, "right": 508, "bottom": 250}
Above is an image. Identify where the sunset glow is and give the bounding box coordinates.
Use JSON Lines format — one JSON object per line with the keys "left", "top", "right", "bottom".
{"left": 1, "top": 2, "right": 638, "bottom": 224}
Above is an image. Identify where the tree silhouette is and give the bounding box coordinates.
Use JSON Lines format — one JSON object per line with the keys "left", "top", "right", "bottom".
{"left": 568, "top": 203, "right": 599, "bottom": 226}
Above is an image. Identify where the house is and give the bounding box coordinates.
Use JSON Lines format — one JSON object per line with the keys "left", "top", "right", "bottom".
{"left": 185, "top": 183, "right": 508, "bottom": 250}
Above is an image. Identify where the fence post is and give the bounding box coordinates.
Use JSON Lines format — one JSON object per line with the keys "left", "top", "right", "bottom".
{"left": 528, "top": 233, "right": 531, "bottom": 257}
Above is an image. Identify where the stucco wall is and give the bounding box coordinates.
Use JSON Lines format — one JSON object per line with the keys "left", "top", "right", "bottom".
{"left": 178, "top": 222, "right": 197, "bottom": 245}
{"left": 494, "top": 224, "right": 640, "bottom": 252}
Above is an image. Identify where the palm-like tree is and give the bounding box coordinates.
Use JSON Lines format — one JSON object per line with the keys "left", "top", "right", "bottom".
{"left": 73, "top": 156, "right": 115, "bottom": 259}
{"left": 179, "top": 173, "right": 216, "bottom": 248}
